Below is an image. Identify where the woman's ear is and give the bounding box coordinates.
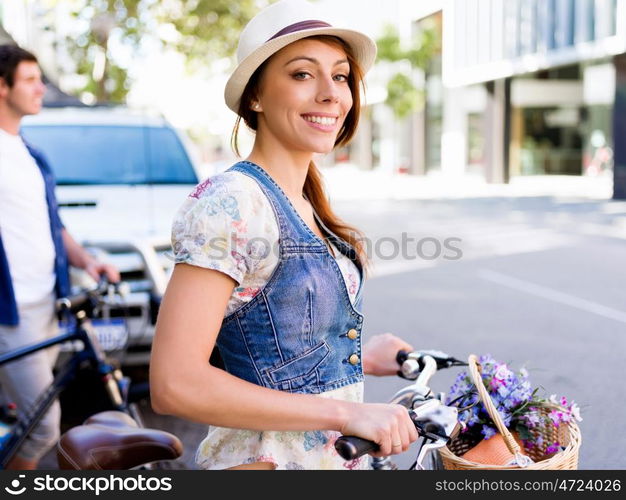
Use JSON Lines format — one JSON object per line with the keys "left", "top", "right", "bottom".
{"left": 250, "top": 101, "right": 262, "bottom": 112}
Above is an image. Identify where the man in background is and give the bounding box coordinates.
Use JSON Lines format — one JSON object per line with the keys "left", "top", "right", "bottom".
{"left": 0, "top": 44, "right": 119, "bottom": 469}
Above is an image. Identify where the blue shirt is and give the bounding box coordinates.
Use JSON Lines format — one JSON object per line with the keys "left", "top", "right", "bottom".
{"left": 0, "top": 138, "right": 70, "bottom": 326}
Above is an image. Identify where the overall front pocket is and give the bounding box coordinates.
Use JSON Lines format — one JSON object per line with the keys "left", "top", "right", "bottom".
{"left": 264, "top": 341, "right": 330, "bottom": 391}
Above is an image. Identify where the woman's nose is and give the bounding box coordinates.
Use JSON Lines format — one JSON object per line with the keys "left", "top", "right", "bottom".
{"left": 316, "top": 77, "right": 340, "bottom": 103}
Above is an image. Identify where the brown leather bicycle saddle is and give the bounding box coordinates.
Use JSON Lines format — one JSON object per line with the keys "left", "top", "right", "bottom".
{"left": 57, "top": 410, "right": 183, "bottom": 470}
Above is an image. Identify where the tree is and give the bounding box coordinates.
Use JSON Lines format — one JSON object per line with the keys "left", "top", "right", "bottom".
{"left": 375, "top": 22, "right": 439, "bottom": 119}
{"left": 62, "top": 0, "right": 274, "bottom": 103}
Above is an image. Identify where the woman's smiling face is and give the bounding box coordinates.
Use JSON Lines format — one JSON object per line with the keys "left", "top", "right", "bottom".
{"left": 254, "top": 38, "right": 354, "bottom": 155}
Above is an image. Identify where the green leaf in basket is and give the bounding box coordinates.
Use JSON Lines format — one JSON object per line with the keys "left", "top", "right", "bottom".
{"left": 516, "top": 424, "right": 533, "bottom": 442}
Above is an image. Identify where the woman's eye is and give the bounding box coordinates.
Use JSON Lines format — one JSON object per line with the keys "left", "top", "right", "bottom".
{"left": 334, "top": 74, "right": 349, "bottom": 82}
{"left": 293, "top": 72, "right": 311, "bottom": 80}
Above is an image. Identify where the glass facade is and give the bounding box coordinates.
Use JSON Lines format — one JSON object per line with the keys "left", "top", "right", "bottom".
{"left": 432, "top": 0, "right": 625, "bottom": 181}
{"left": 445, "top": 0, "right": 623, "bottom": 86}
{"left": 422, "top": 12, "right": 444, "bottom": 172}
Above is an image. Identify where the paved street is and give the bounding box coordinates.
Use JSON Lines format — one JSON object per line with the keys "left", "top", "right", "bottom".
{"left": 337, "top": 193, "right": 626, "bottom": 469}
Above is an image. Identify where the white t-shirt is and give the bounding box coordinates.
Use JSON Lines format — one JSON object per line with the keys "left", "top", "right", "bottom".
{"left": 0, "top": 129, "right": 56, "bottom": 305}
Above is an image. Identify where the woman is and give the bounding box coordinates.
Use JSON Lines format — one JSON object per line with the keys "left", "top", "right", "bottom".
{"left": 150, "top": 0, "right": 419, "bottom": 470}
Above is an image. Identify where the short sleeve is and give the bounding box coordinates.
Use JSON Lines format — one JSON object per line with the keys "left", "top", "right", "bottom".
{"left": 171, "top": 172, "right": 277, "bottom": 286}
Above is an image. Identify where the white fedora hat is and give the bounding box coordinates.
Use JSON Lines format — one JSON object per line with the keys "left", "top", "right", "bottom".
{"left": 224, "top": 0, "right": 377, "bottom": 113}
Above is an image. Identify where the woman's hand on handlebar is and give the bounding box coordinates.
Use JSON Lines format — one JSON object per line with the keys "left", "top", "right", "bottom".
{"left": 339, "top": 402, "right": 419, "bottom": 457}
{"left": 362, "top": 333, "right": 414, "bottom": 377}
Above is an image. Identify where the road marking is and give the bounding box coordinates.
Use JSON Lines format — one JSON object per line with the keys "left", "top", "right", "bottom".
{"left": 478, "top": 269, "right": 626, "bottom": 324}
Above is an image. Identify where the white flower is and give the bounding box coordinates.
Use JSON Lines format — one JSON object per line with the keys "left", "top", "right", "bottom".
{"left": 549, "top": 394, "right": 559, "bottom": 405}
{"left": 570, "top": 403, "right": 583, "bottom": 422}
{"left": 495, "top": 364, "right": 510, "bottom": 380}
{"left": 497, "top": 385, "right": 509, "bottom": 398}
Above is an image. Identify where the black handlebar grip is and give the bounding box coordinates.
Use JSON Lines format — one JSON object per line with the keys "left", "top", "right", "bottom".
{"left": 396, "top": 349, "right": 410, "bottom": 365}
{"left": 334, "top": 436, "right": 379, "bottom": 460}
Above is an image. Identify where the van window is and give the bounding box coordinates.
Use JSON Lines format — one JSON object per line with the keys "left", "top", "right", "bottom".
{"left": 21, "top": 125, "right": 198, "bottom": 185}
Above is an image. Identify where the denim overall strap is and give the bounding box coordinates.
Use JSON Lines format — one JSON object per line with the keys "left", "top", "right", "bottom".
{"left": 228, "top": 161, "right": 327, "bottom": 252}
{"left": 228, "top": 161, "right": 364, "bottom": 309}
{"left": 309, "top": 204, "right": 364, "bottom": 302}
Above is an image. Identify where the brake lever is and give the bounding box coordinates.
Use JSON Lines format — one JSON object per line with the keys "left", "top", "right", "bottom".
{"left": 410, "top": 401, "right": 458, "bottom": 471}
{"left": 410, "top": 400, "right": 460, "bottom": 442}
{"left": 414, "top": 437, "right": 448, "bottom": 470}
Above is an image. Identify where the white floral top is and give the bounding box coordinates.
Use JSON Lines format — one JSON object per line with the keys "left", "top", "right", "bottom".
{"left": 172, "top": 170, "right": 367, "bottom": 470}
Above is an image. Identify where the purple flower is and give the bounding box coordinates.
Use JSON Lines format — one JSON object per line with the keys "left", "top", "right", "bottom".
{"left": 467, "top": 411, "right": 481, "bottom": 427}
{"left": 497, "top": 385, "right": 510, "bottom": 398}
{"left": 479, "top": 354, "right": 495, "bottom": 365}
{"left": 545, "top": 442, "right": 560, "bottom": 454}
{"left": 500, "top": 411, "right": 512, "bottom": 427}
{"left": 448, "top": 354, "right": 580, "bottom": 450}
{"left": 481, "top": 425, "right": 497, "bottom": 440}
{"left": 490, "top": 377, "right": 503, "bottom": 390}
{"left": 560, "top": 411, "right": 573, "bottom": 423}
{"left": 522, "top": 413, "right": 540, "bottom": 428}
{"left": 549, "top": 410, "right": 564, "bottom": 427}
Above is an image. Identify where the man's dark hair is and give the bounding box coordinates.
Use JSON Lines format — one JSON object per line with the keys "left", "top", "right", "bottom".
{"left": 0, "top": 44, "right": 38, "bottom": 88}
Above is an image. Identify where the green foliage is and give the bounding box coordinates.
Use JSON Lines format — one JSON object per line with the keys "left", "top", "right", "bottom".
{"left": 375, "top": 23, "right": 439, "bottom": 119}
{"left": 376, "top": 26, "right": 405, "bottom": 62}
{"left": 386, "top": 73, "right": 422, "bottom": 120}
{"left": 64, "top": 0, "right": 274, "bottom": 103}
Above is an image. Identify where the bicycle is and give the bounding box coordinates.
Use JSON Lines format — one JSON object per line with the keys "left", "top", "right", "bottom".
{"left": 56, "top": 349, "right": 467, "bottom": 470}
{"left": 0, "top": 279, "right": 182, "bottom": 469}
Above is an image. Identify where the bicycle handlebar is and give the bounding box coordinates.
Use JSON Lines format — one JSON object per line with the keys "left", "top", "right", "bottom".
{"left": 335, "top": 350, "right": 465, "bottom": 462}
{"left": 397, "top": 349, "right": 466, "bottom": 372}
{"left": 55, "top": 278, "right": 114, "bottom": 313}
{"left": 335, "top": 407, "right": 452, "bottom": 461}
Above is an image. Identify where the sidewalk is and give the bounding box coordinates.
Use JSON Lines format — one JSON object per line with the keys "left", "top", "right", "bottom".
{"left": 321, "top": 164, "right": 615, "bottom": 202}
{"left": 321, "top": 164, "right": 626, "bottom": 241}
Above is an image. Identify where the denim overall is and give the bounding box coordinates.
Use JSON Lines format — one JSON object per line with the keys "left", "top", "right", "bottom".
{"left": 216, "top": 161, "right": 364, "bottom": 394}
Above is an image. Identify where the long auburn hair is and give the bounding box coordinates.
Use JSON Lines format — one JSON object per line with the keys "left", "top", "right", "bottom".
{"left": 231, "top": 35, "right": 369, "bottom": 271}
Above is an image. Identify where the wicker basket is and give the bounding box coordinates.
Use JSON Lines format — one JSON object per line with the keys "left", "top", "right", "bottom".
{"left": 439, "top": 354, "right": 582, "bottom": 470}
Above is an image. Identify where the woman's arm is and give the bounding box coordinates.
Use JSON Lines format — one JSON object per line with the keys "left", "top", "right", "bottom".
{"left": 149, "top": 264, "right": 418, "bottom": 456}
